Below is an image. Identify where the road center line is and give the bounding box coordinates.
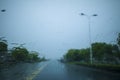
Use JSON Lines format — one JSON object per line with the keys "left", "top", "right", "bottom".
{"left": 25, "top": 62, "right": 49, "bottom": 80}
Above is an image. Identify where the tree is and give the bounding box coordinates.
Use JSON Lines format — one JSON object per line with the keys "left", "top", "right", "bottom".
{"left": 28, "top": 51, "right": 40, "bottom": 62}
{"left": 92, "top": 42, "right": 107, "bottom": 61}
{"left": 92, "top": 43, "right": 110, "bottom": 62}
{"left": 0, "top": 41, "right": 8, "bottom": 62}
{"left": 64, "top": 49, "right": 89, "bottom": 62}
{"left": 65, "top": 49, "right": 80, "bottom": 62}
{"left": 92, "top": 42, "right": 120, "bottom": 63}
{"left": 11, "top": 47, "right": 29, "bottom": 61}
{"left": 117, "top": 33, "right": 120, "bottom": 47}
{"left": 80, "top": 48, "right": 89, "bottom": 62}
{"left": 64, "top": 42, "right": 120, "bottom": 64}
{"left": 0, "top": 42, "right": 8, "bottom": 52}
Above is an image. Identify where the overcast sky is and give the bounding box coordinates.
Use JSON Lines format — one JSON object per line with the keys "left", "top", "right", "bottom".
{"left": 0, "top": 0, "right": 120, "bottom": 59}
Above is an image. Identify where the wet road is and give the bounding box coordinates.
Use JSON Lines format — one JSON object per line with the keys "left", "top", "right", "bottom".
{"left": 34, "top": 60, "right": 120, "bottom": 80}
{"left": 0, "top": 60, "right": 120, "bottom": 80}
{"left": 0, "top": 62, "right": 46, "bottom": 80}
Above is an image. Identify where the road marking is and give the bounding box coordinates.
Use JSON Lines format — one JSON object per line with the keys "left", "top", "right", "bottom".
{"left": 25, "top": 62, "right": 49, "bottom": 80}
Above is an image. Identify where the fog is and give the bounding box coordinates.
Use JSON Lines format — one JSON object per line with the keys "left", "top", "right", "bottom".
{"left": 0, "top": 0, "right": 120, "bottom": 59}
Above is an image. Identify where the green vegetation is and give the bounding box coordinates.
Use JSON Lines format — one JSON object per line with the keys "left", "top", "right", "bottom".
{"left": 69, "top": 62, "right": 120, "bottom": 72}
{"left": 27, "top": 51, "right": 41, "bottom": 62}
{"left": 0, "top": 39, "right": 8, "bottom": 64}
{"left": 0, "top": 42, "right": 8, "bottom": 52}
{"left": 64, "top": 48, "right": 89, "bottom": 62}
{"left": 64, "top": 43, "right": 120, "bottom": 64}
{"left": 117, "top": 33, "right": 120, "bottom": 46}
{"left": 62, "top": 33, "right": 120, "bottom": 72}
{"left": 11, "top": 47, "right": 29, "bottom": 61}
{"left": 11, "top": 47, "right": 46, "bottom": 62}
{"left": 0, "top": 39, "right": 46, "bottom": 66}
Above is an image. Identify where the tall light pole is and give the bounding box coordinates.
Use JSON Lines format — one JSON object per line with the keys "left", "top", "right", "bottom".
{"left": 0, "top": 10, "right": 6, "bottom": 43}
{"left": 79, "top": 13, "right": 98, "bottom": 64}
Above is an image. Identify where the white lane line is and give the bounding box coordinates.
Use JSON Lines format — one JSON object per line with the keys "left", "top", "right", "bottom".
{"left": 25, "top": 62, "right": 49, "bottom": 80}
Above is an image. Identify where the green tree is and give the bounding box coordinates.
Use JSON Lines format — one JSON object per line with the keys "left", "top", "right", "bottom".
{"left": 41, "top": 57, "right": 46, "bottom": 61}
{"left": 92, "top": 42, "right": 107, "bottom": 61}
{"left": 28, "top": 51, "right": 40, "bottom": 62}
{"left": 80, "top": 48, "right": 89, "bottom": 62}
{"left": 12, "top": 47, "right": 29, "bottom": 61}
{"left": 64, "top": 42, "right": 120, "bottom": 64}
{"left": 112, "top": 44, "right": 120, "bottom": 61}
{"left": 0, "top": 42, "right": 8, "bottom": 52}
{"left": 65, "top": 49, "right": 80, "bottom": 62}
{"left": 0, "top": 41, "right": 8, "bottom": 62}
{"left": 64, "top": 49, "right": 89, "bottom": 62}
{"left": 92, "top": 42, "right": 120, "bottom": 63}
{"left": 117, "top": 33, "right": 120, "bottom": 46}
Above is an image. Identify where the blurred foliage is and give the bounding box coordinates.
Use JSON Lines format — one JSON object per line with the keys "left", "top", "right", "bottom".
{"left": 64, "top": 42, "right": 120, "bottom": 64}
{"left": 11, "top": 47, "right": 29, "bottom": 61}
{"left": 28, "top": 51, "right": 40, "bottom": 62}
{"left": 0, "top": 39, "right": 46, "bottom": 65}
{"left": 64, "top": 49, "right": 89, "bottom": 62}
{"left": 11, "top": 47, "right": 43, "bottom": 62}
{"left": 117, "top": 33, "right": 120, "bottom": 46}
{"left": 69, "top": 61, "right": 120, "bottom": 72}
{"left": 0, "top": 42, "right": 8, "bottom": 52}
{"left": 0, "top": 41, "right": 8, "bottom": 64}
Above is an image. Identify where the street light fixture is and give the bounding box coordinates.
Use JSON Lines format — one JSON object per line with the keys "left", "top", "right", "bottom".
{"left": 1, "top": 9, "right": 6, "bottom": 12}
{"left": 79, "top": 13, "right": 98, "bottom": 64}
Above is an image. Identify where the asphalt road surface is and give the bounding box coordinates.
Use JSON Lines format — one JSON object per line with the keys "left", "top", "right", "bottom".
{"left": 33, "top": 60, "right": 120, "bottom": 80}
{"left": 0, "top": 60, "right": 120, "bottom": 80}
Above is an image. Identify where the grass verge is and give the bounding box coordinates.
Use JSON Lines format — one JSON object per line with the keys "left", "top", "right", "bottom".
{"left": 68, "top": 62, "right": 120, "bottom": 73}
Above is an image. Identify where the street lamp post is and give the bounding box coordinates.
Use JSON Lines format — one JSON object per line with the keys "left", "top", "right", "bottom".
{"left": 80, "top": 13, "right": 98, "bottom": 64}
